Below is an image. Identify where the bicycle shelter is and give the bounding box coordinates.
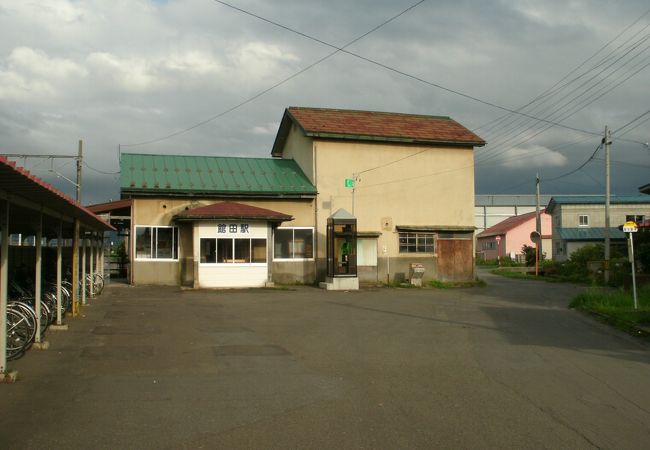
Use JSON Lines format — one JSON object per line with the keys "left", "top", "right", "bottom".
{"left": 0, "top": 157, "right": 113, "bottom": 379}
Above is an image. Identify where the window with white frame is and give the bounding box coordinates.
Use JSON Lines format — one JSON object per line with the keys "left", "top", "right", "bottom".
{"left": 274, "top": 228, "right": 314, "bottom": 260}
{"left": 200, "top": 237, "right": 266, "bottom": 264}
{"left": 578, "top": 215, "right": 589, "bottom": 227}
{"left": 399, "top": 232, "right": 435, "bottom": 253}
{"left": 135, "top": 226, "right": 178, "bottom": 260}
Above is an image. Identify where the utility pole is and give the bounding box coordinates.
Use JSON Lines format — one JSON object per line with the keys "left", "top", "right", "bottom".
{"left": 603, "top": 126, "right": 611, "bottom": 284}
{"left": 76, "top": 139, "right": 83, "bottom": 204}
{"left": 536, "top": 173, "right": 542, "bottom": 264}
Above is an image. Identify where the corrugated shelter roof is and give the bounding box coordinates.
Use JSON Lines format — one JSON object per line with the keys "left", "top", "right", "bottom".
{"left": 120, "top": 153, "right": 316, "bottom": 197}
{"left": 0, "top": 156, "right": 113, "bottom": 231}
{"left": 272, "top": 107, "right": 485, "bottom": 155}
{"left": 547, "top": 195, "right": 650, "bottom": 213}
{"left": 557, "top": 227, "right": 626, "bottom": 241}
{"left": 476, "top": 210, "right": 545, "bottom": 238}
{"left": 174, "top": 201, "right": 292, "bottom": 222}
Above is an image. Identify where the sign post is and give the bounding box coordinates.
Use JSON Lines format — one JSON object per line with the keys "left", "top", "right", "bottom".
{"left": 530, "top": 231, "right": 541, "bottom": 276}
{"left": 495, "top": 235, "right": 502, "bottom": 266}
{"left": 622, "top": 221, "right": 638, "bottom": 309}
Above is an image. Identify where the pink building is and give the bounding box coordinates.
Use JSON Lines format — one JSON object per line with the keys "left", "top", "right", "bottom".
{"left": 476, "top": 210, "right": 552, "bottom": 261}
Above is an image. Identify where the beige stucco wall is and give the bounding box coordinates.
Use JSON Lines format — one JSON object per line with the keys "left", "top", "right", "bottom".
{"left": 281, "top": 123, "right": 315, "bottom": 184}
{"left": 280, "top": 130, "right": 476, "bottom": 281}
{"left": 314, "top": 139, "right": 475, "bottom": 232}
{"left": 131, "top": 197, "right": 315, "bottom": 285}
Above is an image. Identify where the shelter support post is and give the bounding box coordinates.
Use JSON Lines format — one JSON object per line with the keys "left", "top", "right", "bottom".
{"left": 56, "top": 219, "right": 63, "bottom": 326}
{"left": 81, "top": 236, "right": 86, "bottom": 305}
{"left": 89, "top": 235, "right": 94, "bottom": 298}
{"left": 34, "top": 212, "right": 42, "bottom": 344}
{"left": 0, "top": 201, "right": 9, "bottom": 374}
{"left": 71, "top": 219, "right": 80, "bottom": 317}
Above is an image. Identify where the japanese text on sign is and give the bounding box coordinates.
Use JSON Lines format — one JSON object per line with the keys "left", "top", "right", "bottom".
{"left": 217, "top": 224, "right": 250, "bottom": 234}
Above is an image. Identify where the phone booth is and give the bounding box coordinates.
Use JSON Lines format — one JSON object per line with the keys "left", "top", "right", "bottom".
{"left": 323, "top": 209, "right": 359, "bottom": 290}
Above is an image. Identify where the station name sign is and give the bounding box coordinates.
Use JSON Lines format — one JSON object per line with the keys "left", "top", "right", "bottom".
{"left": 217, "top": 223, "right": 250, "bottom": 234}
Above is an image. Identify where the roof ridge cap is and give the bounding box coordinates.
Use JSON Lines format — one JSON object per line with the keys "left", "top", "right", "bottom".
{"left": 287, "top": 106, "right": 451, "bottom": 121}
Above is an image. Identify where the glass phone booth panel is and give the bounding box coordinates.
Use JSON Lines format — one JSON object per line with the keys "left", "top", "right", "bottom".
{"left": 327, "top": 216, "right": 357, "bottom": 277}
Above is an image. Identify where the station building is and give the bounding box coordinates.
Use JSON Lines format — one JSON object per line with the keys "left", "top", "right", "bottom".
{"left": 120, "top": 107, "right": 485, "bottom": 288}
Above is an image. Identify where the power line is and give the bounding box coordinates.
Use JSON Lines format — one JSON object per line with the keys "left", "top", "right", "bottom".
{"left": 120, "top": 0, "right": 426, "bottom": 147}
{"left": 125, "top": 0, "right": 626, "bottom": 148}
{"left": 541, "top": 143, "right": 603, "bottom": 182}
{"left": 472, "top": 6, "right": 650, "bottom": 134}
{"left": 83, "top": 161, "right": 120, "bottom": 175}
{"left": 613, "top": 109, "right": 650, "bottom": 134}
{"left": 615, "top": 114, "right": 650, "bottom": 140}
{"left": 214, "top": 0, "right": 613, "bottom": 140}
{"left": 476, "top": 53, "right": 650, "bottom": 167}
{"left": 476, "top": 37, "right": 650, "bottom": 164}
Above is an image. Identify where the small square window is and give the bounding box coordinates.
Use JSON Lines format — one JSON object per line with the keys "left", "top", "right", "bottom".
{"left": 578, "top": 215, "right": 589, "bottom": 227}
{"left": 626, "top": 215, "right": 645, "bottom": 225}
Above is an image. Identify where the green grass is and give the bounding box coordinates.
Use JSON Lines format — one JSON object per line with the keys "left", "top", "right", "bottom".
{"left": 384, "top": 279, "right": 486, "bottom": 289}
{"left": 570, "top": 285, "right": 650, "bottom": 337}
{"left": 490, "top": 269, "right": 565, "bottom": 283}
{"left": 428, "top": 279, "right": 486, "bottom": 289}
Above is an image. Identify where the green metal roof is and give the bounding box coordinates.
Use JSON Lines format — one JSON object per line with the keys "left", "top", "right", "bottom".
{"left": 557, "top": 227, "right": 626, "bottom": 241}
{"left": 547, "top": 195, "right": 650, "bottom": 213}
{"left": 120, "top": 153, "right": 316, "bottom": 197}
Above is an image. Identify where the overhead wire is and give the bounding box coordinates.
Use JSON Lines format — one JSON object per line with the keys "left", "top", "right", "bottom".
{"left": 612, "top": 109, "right": 650, "bottom": 134}
{"left": 83, "top": 161, "right": 120, "bottom": 175}
{"left": 615, "top": 114, "right": 650, "bottom": 139}
{"left": 471, "top": 6, "right": 650, "bottom": 134}
{"left": 476, "top": 31, "right": 650, "bottom": 141}
{"left": 475, "top": 34, "right": 650, "bottom": 165}
{"left": 475, "top": 52, "right": 650, "bottom": 167}
{"left": 122, "top": 0, "right": 623, "bottom": 148}
{"left": 540, "top": 143, "right": 603, "bottom": 183}
{"left": 120, "top": 0, "right": 427, "bottom": 147}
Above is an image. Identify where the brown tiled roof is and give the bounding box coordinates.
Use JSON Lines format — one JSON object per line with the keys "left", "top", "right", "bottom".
{"left": 476, "top": 210, "right": 547, "bottom": 238}
{"left": 174, "top": 201, "right": 293, "bottom": 222}
{"left": 271, "top": 107, "right": 485, "bottom": 155}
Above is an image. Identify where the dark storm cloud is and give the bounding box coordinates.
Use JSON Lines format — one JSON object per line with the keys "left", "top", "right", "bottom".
{"left": 0, "top": 0, "right": 648, "bottom": 203}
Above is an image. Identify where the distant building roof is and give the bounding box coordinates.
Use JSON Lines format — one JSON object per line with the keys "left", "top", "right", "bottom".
{"left": 174, "top": 201, "right": 292, "bottom": 222}
{"left": 87, "top": 199, "right": 132, "bottom": 215}
{"left": 120, "top": 153, "right": 316, "bottom": 198}
{"left": 476, "top": 210, "right": 547, "bottom": 238}
{"left": 557, "top": 227, "right": 626, "bottom": 241}
{"left": 272, "top": 107, "right": 486, "bottom": 155}
{"left": 475, "top": 194, "right": 553, "bottom": 207}
{"left": 547, "top": 195, "right": 650, "bottom": 214}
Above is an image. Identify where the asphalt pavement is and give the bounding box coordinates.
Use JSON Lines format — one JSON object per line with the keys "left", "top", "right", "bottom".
{"left": 1, "top": 270, "right": 650, "bottom": 449}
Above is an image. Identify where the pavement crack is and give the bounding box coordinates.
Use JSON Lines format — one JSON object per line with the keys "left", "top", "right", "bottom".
{"left": 571, "top": 361, "right": 650, "bottom": 418}
{"left": 483, "top": 372, "right": 603, "bottom": 449}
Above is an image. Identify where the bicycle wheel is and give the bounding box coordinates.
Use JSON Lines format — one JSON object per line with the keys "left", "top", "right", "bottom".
{"left": 9, "top": 301, "right": 37, "bottom": 344}
{"left": 93, "top": 273, "right": 104, "bottom": 296}
{"left": 6, "top": 308, "right": 33, "bottom": 360}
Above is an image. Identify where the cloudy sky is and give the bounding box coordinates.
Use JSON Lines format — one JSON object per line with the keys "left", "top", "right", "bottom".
{"left": 1, "top": 0, "right": 648, "bottom": 204}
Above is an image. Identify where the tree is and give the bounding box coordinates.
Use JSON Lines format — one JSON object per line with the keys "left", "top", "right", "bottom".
{"left": 521, "top": 244, "right": 536, "bottom": 267}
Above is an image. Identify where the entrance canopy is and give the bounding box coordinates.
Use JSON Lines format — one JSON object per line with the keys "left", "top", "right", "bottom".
{"left": 174, "top": 201, "right": 293, "bottom": 223}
